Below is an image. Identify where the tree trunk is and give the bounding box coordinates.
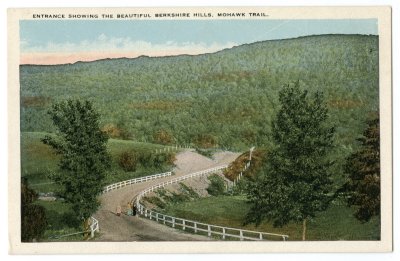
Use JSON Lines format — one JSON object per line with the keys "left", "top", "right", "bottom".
{"left": 302, "top": 218, "right": 307, "bottom": 241}
{"left": 83, "top": 218, "right": 90, "bottom": 240}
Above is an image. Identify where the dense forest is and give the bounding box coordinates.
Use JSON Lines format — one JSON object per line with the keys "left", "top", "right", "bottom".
{"left": 20, "top": 34, "right": 379, "bottom": 155}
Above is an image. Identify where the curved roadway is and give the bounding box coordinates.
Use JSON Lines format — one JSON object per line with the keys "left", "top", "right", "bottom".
{"left": 93, "top": 150, "right": 240, "bottom": 241}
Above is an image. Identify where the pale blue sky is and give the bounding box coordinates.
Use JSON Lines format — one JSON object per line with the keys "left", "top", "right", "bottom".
{"left": 20, "top": 19, "right": 378, "bottom": 53}
{"left": 19, "top": 19, "right": 378, "bottom": 64}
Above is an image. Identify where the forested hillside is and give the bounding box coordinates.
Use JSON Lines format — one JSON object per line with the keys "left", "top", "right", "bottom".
{"left": 20, "top": 34, "right": 379, "bottom": 153}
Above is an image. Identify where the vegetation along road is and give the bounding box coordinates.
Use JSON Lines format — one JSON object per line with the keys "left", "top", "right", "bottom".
{"left": 93, "top": 150, "right": 240, "bottom": 241}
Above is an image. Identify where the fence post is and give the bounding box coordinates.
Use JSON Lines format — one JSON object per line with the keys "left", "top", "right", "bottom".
{"left": 90, "top": 220, "right": 94, "bottom": 238}
{"left": 123, "top": 164, "right": 292, "bottom": 242}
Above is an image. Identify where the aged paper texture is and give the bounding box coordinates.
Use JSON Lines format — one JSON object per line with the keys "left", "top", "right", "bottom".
{"left": 8, "top": 6, "right": 392, "bottom": 254}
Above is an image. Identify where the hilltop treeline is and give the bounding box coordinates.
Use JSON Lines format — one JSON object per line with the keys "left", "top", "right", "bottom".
{"left": 20, "top": 34, "right": 378, "bottom": 153}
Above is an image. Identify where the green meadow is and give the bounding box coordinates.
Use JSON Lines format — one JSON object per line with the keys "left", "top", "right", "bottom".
{"left": 21, "top": 131, "right": 177, "bottom": 240}
{"left": 163, "top": 196, "right": 380, "bottom": 241}
{"left": 21, "top": 131, "right": 178, "bottom": 193}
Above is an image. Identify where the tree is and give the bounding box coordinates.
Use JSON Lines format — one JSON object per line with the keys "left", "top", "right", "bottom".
{"left": 245, "top": 82, "right": 336, "bottom": 240}
{"left": 42, "top": 99, "right": 111, "bottom": 234}
{"left": 21, "top": 178, "right": 47, "bottom": 242}
{"left": 343, "top": 112, "right": 380, "bottom": 222}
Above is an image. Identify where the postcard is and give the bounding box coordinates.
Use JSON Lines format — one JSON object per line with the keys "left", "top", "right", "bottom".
{"left": 8, "top": 6, "right": 392, "bottom": 254}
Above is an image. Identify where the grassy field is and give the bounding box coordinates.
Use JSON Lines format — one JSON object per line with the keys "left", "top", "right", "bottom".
{"left": 34, "top": 200, "right": 85, "bottom": 241}
{"left": 21, "top": 131, "right": 178, "bottom": 193}
{"left": 162, "top": 195, "right": 380, "bottom": 241}
{"left": 21, "top": 131, "right": 179, "bottom": 241}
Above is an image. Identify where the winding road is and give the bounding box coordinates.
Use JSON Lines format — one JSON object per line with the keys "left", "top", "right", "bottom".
{"left": 93, "top": 150, "right": 240, "bottom": 241}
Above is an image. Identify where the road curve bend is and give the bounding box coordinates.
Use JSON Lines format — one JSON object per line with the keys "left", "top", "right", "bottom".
{"left": 93, "top": 150, "right": 240, "bottom": 241}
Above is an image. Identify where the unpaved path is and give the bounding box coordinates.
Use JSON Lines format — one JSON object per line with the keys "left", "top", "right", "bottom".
{"left": 94, "top": 150, "right": 240, "bottom": 241}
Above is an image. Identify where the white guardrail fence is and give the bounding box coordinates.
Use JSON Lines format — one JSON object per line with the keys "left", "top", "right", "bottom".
{"left": 102, "top": 171, "right": 173, "bottom": 193}
{"left": 93, "top": 164, "right": 289, "bottom": 241}
{"left": 89, "top": 171, "right": 173, "bottom": 237}
{"left": 135, "top": 165, "right": 289, "bottom": 241}
{"left": 90, "top": 217, "right": 99, "bottom": 238}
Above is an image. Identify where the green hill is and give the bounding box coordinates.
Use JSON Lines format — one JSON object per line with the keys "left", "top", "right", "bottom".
{"left": 20, "top": 34, "right": 379, "bottom": 155}
{"left": 21, "top": 132, "right": 177, "bottom": 193}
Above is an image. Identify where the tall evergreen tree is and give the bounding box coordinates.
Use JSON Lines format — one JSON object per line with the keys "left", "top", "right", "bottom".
{"left": 42, "top": 99, "right": 111, "bottom": 233}
{"left": 343, "top": 112, "right": 380, "bottom": 222}
{"left": 245, "top": 82, "right": 336, "bottom": 240}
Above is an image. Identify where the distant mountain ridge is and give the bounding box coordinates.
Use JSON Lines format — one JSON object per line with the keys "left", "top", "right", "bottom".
{"left": 21, "top": 34, "right": 376, "bottom": 66}
{"left": 20, "top": 34, "right": 379, "bottom": 158}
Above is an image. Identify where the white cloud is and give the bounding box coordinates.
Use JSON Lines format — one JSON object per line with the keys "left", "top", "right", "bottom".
{"left": 21, "top": 34, "right": 238, "bottom": 56}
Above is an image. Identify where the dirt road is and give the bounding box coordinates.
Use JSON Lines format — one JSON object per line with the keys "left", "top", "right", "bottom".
{"left": 93, "top": 150, "right": 240, "bottom": 241}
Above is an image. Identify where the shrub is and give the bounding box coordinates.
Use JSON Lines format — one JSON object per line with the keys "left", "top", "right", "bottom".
{"left": 102, "top": 123, "right": 132, "bottom": 140}
{"left": 194, "top": 147, "right": 213, "bottom": 158}
{"left": 179, "top": 183, "right": 200, "bottom": 199}
{"left": 168, "top": 192, "right": 191, "bottom": 204}
{"left": 138, "top": 151, "right": 176, "bottom": 169}
{"left": 230, "top": 178, "right": 248, "bottom": 196}
{"left": 194, "top": 134, "right": 217, "bottom": 148}
{"left": 144, "top": 196, "right": 166, "bottom": 209}
{"left": 138, "top": 151, "right": 154, "bottom": 168}
{"left": 21, "top": 178, "right": 47, "bottom": 242}
{"left": 165, "top": 152, "right": 176, "bottom": 165}
{"left": 118, "top": 151, "right": 138, "bottom": 172}
{"left": 21, "top": 204, "right": 47, "bottom": 242}
{"left": 153, "top": 129, "right": 173, "bottom": 145}
{"left": 207, "top": 174, "right": 226, "bottom": 196}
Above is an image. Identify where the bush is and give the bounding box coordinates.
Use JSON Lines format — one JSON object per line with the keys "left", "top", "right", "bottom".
{"left": 194, "top": 147, "right": 213, "bottom": 158}
{"left": 207, "top": 174, "right": 226, "bottom": 196}
{"left": 144, "top": 196, "right": 166, "bottom": 209}
{"left": 229, "top": 179, "right": 248, "bottom": 196}
{"left": 153, "top": 129, "right": 173, "bottom": 145}
{"left": 179, "top": 183, "right": 200, "bottom": 199}
{"left": 21, "top": 178, "right": 47, "bottom": 242}
{"left": 138, "top": 151, "right": 154, "bottom": 168}
{"left": 102, "top": 122, "right": 132, "bottom": 140}
{"left": 165, "top": 152, "right": 176, "bottom": 165}
{"left": 195, "top": 134, "right": 217, "bottom": 149}
{"left": 22, "top": 204, "right": 47, "bottom": 242}
{"left": 138, "top": 151, "right": 176, "bottom": 169}
{"left": 118, "top": 151, "right": 138, "bottom": 172}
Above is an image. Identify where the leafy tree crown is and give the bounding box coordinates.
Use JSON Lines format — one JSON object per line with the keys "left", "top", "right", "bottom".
{"left": 42, "top": 99, "right": 111, "bottom": 221}
{"left": 245, "top": 82, "right": 336, "bottom": 228}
